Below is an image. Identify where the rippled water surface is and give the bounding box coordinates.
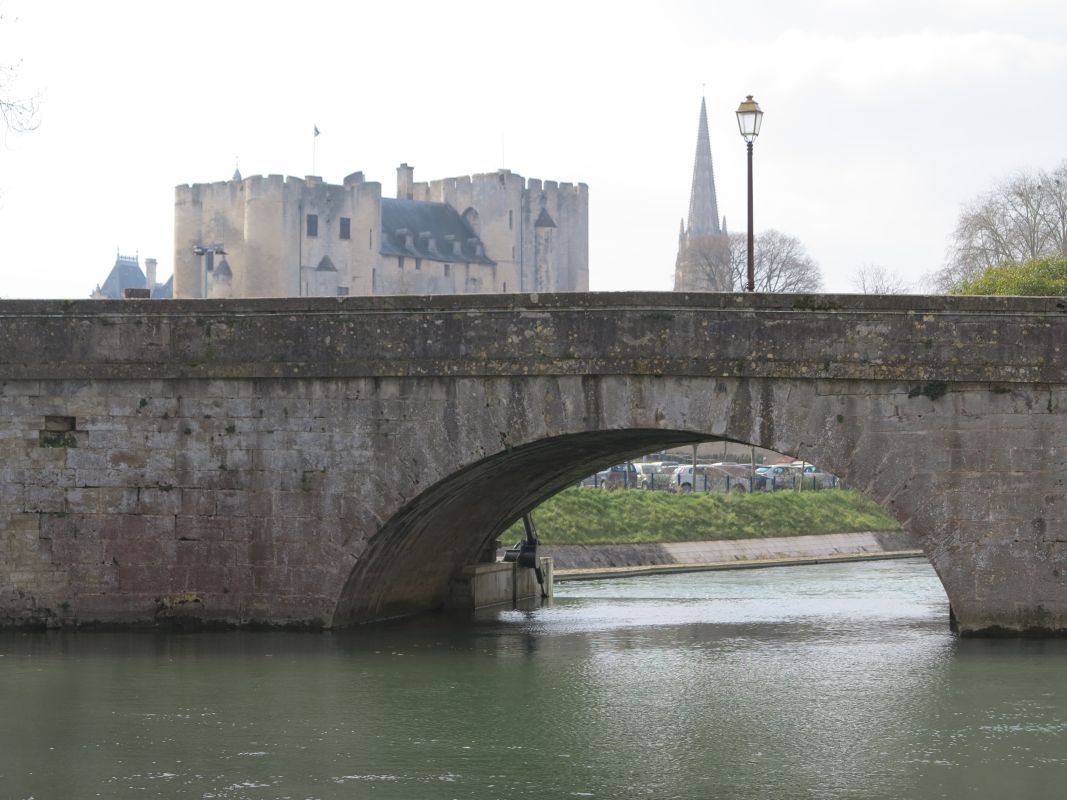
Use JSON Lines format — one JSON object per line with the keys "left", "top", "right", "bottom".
{"left": 4, "top": 559, "right": 1067, "bottom": 799}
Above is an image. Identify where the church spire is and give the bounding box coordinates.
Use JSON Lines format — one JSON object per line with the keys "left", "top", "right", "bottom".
{"left": 686, "top": 96, "right": 721, "bottom": 237}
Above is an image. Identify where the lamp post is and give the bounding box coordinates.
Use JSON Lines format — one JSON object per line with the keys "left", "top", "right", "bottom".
{"left": 193, "top": 244, "right": 226, "bottom": 298}
{"left": 735, "top": 95, "right": 763, "bottom": 292}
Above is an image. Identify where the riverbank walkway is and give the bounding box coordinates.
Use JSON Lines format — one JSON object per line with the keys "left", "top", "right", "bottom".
{"left": 549, "top": 531, "right": 924, "bottom": 582}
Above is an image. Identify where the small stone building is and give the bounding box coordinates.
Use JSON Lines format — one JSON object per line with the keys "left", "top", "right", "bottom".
{"left": 173, "top": 164, "right": 588, "bottom": 298}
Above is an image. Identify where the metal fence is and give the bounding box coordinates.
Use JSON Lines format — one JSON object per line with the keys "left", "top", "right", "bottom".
{"left": 586, "top": 470, "right": 843, "bottom": 493}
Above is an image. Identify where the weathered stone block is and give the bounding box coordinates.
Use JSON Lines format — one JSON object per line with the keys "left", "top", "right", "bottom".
{"left": 137, "top": 488, "right": 181, "bottom": 516}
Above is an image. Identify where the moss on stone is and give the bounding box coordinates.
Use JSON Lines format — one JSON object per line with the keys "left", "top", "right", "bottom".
{"left": 792, "top": 295, "right": 842, "bottom": 311}
{"left": 39, "top": 430, "right": 77, "bottom": 448}
{"left": 907, "top": 381, "right": 949, "bottom": 401}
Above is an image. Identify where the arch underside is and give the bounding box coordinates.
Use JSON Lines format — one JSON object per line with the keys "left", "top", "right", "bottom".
{"left": 335, "top": 428, "right": 719, "bottom": 624}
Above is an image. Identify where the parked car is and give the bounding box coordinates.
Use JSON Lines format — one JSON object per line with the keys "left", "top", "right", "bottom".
{"left": 755, "top": 464, "right": 800, "bottom": 490}
{"left": 713, "top": 463, "right": 760, "bottom": 489}
{"left": 756, "top": 463, "right": 840, "bottom": 490}
{"left": 671, "top": 464, "right": 752, "bottom": 493}
{"left": 633, "top": 462, "right": 658, "bottom": 489}
{"left": 634, "top": 461, "right": 680, "bottom": 490}
{"left": 591, "top": 462, "right": 639, "bottom": 489}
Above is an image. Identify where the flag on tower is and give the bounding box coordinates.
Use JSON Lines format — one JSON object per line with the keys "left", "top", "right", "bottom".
{"left": 314, "top": 125, "right": 320, "bottom": 137}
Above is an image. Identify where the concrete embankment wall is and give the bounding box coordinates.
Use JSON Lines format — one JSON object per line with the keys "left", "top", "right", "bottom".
{"left": 546, "top": 531, "right": 923, "bottom": 578}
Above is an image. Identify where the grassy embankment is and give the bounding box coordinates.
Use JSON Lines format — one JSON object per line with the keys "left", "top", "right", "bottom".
{"left": 505, "top": 488, "right": 901, "bottom": 546}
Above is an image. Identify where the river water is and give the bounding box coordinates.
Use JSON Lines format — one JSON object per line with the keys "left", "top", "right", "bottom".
{"left": 3, "top": 558, "right": 1067, "bottom": 800}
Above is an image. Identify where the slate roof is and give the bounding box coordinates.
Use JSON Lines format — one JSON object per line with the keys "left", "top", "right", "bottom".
{"left": 152, "top": 275, "right": 173, "bottom": 299}
{"left": 94, "top": 256, "right": 146, "bottom": 299}
{"left": 380, "top": 198, "right": 494, "bottom": 265}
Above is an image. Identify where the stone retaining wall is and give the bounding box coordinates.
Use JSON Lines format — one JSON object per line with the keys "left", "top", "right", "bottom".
{"left": 544, "top": 531, "right": 923, "bottom": 572}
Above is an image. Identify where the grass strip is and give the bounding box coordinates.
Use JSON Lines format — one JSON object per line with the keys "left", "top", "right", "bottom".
{"left": 505, "top": 488, "right": 901, "bottom": 546}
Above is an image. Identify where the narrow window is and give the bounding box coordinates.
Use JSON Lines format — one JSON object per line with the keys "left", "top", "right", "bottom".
{"left": 372, "top": 268, "right": 377, "bottom": 290}
{"left": 306, "top": 214, "right": 318, "bottom": 236}
{"left": 339, "top": 217, "right": 351, "bottom": 239}
{"left": 508, "top": 209, "right": 513, "bottom": 229}
{"left": 503, "top": 281, "right": 507, "bottom": 292}
{"left": 398, "top": 257, "right": 405, "bottom": 270}
{"left": 443, "top": 264, "right": 451, "bottom": 276}
{"left": 415, "top": 259, "right": 422, "bottom": 271}
{"left": 369, "top": 229, "right": 373, "bottom": 249}
{"left": 511, "top": 246, "right": 515, "bottom": 259}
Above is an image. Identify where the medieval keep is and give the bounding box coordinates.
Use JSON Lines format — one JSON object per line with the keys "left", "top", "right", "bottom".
{"left": 174, "top": 164, "right": 588, "bottom": 298}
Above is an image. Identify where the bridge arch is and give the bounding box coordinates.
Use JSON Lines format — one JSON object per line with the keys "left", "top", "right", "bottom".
{"left": 333, "top": 373, "right": 934, "bottom": 626}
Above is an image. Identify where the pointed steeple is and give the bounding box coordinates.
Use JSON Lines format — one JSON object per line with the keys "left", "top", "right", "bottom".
{"left": 686, "top": 97, "right": 721, "bottom": 237}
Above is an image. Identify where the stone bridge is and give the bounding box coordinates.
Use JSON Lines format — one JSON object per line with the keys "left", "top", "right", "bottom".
{"left": 1, "top": 292, "right": 1065, "bottom": 635}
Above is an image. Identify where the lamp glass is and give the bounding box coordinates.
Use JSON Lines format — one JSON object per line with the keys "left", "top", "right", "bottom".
{"left": 735, "top": 95, "right": 763, "bottom": 142}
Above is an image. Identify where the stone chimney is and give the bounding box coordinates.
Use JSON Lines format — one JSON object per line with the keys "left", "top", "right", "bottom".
{"left": 397, "top": 163, "right": 414, "bottom": 200}
{"left": 145, "top": 258, "right": 157, "bottom": 292}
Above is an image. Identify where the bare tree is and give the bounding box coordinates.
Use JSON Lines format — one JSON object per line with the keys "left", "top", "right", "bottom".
{"left": 935, "top": 163, "right": 1067, "bottom": 291}
{"left": 676, "top": 234, "right": 732, "bottom": 291}
{"left": 851, "top": 264, "right": 911, "bottom": 294}
{"left": 727, "top": 229, "right": 823, "bottom": 293}
{"left": 0, "top": 14, "right": 38, "bottom": 133}
{"left": 1041, "top": 166, "right": 1067, "bottom": 257}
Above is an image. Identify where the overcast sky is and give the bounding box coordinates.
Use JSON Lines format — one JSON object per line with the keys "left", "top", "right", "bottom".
{"left": 1, "top": 0, "right": 1065, "bottom": 298}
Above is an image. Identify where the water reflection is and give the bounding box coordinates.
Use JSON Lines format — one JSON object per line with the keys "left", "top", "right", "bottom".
{"left": 2, "top": 560, "right": 1066, "bottom": 799}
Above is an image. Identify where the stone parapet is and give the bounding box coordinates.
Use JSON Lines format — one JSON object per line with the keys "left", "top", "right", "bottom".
{"left": 0, "top": 292, "right": 1065, "bottom": 384}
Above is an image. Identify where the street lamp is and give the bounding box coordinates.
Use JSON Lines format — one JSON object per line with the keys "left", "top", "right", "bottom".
{"left": 736, "top": 95, "right": 763, "bottom": 292}
{"left": 193, "top": 244, "right": 226, "bottom": 298}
